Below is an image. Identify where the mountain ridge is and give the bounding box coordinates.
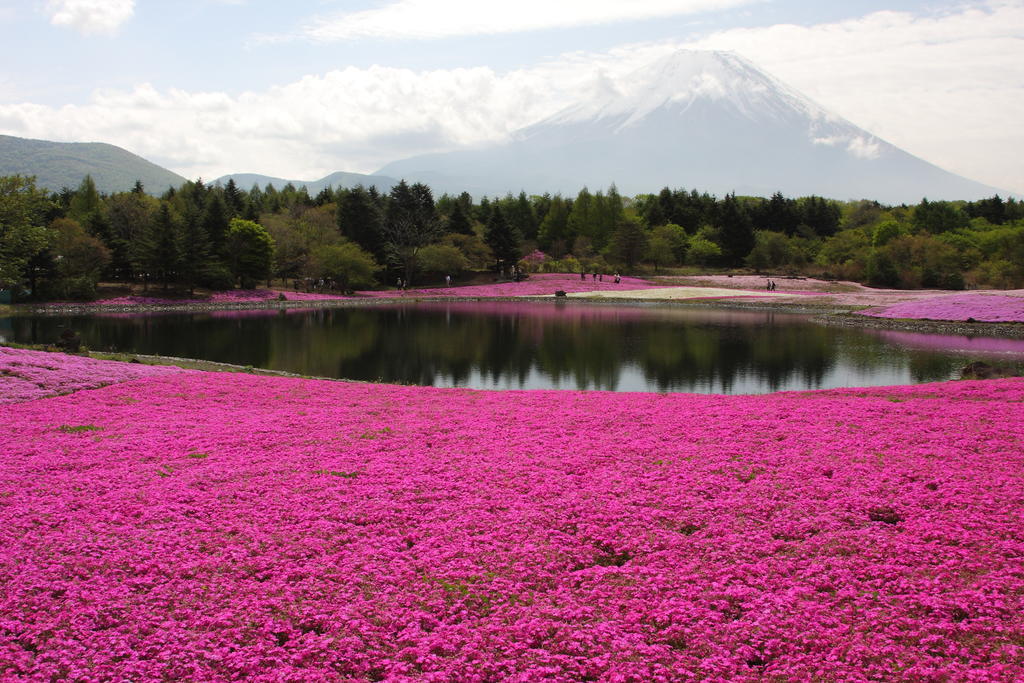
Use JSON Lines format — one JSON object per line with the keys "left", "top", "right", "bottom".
{"left": 0, "top": 134, "right": 187, "bottom": 195}
{"left": 212, "top": 171, "right": 398, "bottom": 195}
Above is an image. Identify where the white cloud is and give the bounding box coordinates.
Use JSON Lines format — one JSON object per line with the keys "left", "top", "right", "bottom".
{"left": 46, "top": 0, "right": 134, "bottom": 36}
{"left": 2, "top": 2, "right": 1021, "bottom": 193}
{"left": 298, "top": 0, "right": 758, "bottom": 41}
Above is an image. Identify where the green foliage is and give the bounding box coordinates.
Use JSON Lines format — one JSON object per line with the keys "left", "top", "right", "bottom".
{"left": 686, "top": 234, "right": 721, "bottom": 266}
{"left": 417, "top": 243, "right": 469, "bottom": 275}
{"left": 716, "top": 193, "right": 755, "bottom": 266}
{"left": 745, "top": 231, "right": 804, "bottom": 272}
{"left": 337, "top": 186, "right": 384, "bottom": 259}
{"left": 382, "top": 181, "right": 441, "bottom": 285}
{"left": 484, "top": 204, "right": 522, "bottom": 268}
{"left": 866, "top": 250, "right": 899, "bottom": 288}
{"left": 47, "top": 217, "right": 111, "bottom": 299}
{"left": 308, "top": 242, "right": 378, "bottom": 290}
{"left": 227, "top": 218, "right": 275, "bottom": 288}
{"left": 178, "top": 210, "right": 213, "bottom": 295}
{"left": 606, "top": 215, "right": 649, "bottom": 268}
{"left": 143, "top": 203, "right": 181, "bottom": 290}
{"left": 913, "top": 198, "right": 969, "bottom": 234}
{"left": 537, "top": 195, "right": 571, "bottom": 255}
{"left": 645, "top": 223, "right": 687, "bottom": 270}
{"left": 0, "top": 175, "right": 51, "bottom": 296}
{"left": 871, "top": 220, "right": 903, "bottom": 247}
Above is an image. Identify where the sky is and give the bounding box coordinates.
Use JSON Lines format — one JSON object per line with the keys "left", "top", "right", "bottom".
{"left": 0, "top": 0, "right": 1022, "bottom": 194}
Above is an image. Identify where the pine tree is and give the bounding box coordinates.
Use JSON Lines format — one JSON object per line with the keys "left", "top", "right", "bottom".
{"left": 537, "top": 195, "right": 570, "bottom": 255}
{"left": 223, "top": 179, "right": 245, "bottom": 217}
{"left": 446, "top": 201, "right": 474, "bottom": 236}
{"left": 566, "top": 187, "right": 593, "bottom": 249}
{"left": 337, "top": 186, "right": 385, "bottom": 259}
{"left": 179, "top": 209, "right": 212, "bottom": 295}
{"left": 717, "top": 193, "right": 755, "bottom": 267}
{"left": 484, "top": 204, "right": 522, "bottom": 271}
{"left": 202, "top": 192, "right": 230, "bottom": 258}
{"left": 608, "top": 215, "right": 649, "bottom": 269}
{"left": 145, "top": 203, "right": 181, "bottom": 291}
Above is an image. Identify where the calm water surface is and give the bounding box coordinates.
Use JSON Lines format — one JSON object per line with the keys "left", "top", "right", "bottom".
{"left": 4, "top": 301, "right": 1023, "bottom": 394}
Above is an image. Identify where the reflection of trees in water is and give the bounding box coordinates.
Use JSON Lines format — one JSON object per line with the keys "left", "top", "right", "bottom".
{"left": 11, "top": 312, "right": 275, "bottom": 369}
{"left": 908, "top": 353, "right": 962, "bottom": 383}
{"left": 4, "top": 303, "right": 977, "bottom": 392}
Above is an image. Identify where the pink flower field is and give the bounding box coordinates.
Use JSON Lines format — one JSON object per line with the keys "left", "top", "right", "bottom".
{"left": 0, "top": 346, "right": 180, "bottom": 404}
{"left": 2, "top": 349, "right": 1023, "bottom": 680}
{"left": 860, "top": 293, "right": 1024, "bottom": 323}
{"left": 84, "top": 289, "right": 352, "bottom": 306}
{"left": 360, "top": 273, "right": 661, "bottom": 298}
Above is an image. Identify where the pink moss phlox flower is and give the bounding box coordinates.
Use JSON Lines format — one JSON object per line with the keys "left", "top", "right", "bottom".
{"left": 1, "top": 347, "right": 1023, "bottom": 679}
{"left": 860, "top": 293, "right": 1024, "bottom": 323}
{"left": 0, "top": 347, "right": 182, "bottom": 404}
{"left": 362, "top": 273, "right": 663, "bottom": 298}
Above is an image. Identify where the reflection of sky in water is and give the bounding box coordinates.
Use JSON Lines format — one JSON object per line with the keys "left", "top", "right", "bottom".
{"left": 436, "top": 361, "right": 925, "bottom": 395}
{"left": 872, "top": 329, "right": 1024, "bottom": 356}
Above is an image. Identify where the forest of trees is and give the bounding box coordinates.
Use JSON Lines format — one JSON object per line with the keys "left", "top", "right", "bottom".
{"left": 1, "top": 171, "right": 1023, "bottom": 302}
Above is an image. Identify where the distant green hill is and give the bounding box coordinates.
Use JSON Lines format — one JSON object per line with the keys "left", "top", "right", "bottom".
{"left": 215, "top": 171, "right": 398, "bottom": 195}
{"left": 0, "top": 135, "right": 187, "bottom": 195}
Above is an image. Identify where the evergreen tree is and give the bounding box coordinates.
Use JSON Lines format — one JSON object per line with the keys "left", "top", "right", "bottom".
{"left": 223, "top": 179, "right": 245, "bottom": 217}
{"left": 537, "top": 195, "right": 570, "bottom": 255}
{"left": 245, "top": 184, "right": 263, "bottom": 220}
{"left": 608, "top": 215, "right": 649, "bottom": 269}
{"left": 509, "top": 191, "right": 539, "bottom": 242}
{"left": 337, "top": 186, "right": 385, "bottom": 259}
{"left": 755, "top": 192, "right": 800, "bottom": 235}
{"left": 145, "top": 203, "right": 181, "bottom": 291}
{"left": 202, "top": 192, "right": 230, "bottom": 257}
{"left": 107, "top": 191, "right": 156, "bottom": 281}
{"left": 797, "top": 195, "right": 842, "bottom": 236}
{"left": 178, "top": 209, "right": 212, "bottom": 295}
{"left": 484, "top": 204, "right": 522, "bottom": 271}
{"left": 716, "top": 193, "right": 755, "bottom": 266}
{"left": 381, "top": 180, "right": 441, "bottom": 285}
{"left": 566, "top": 187, "right": 593, "bottom": 249}
{"left": 446, "top": 200, "right": 474, "bottom": 236}
{"left": 68, "top": 175, "right": 102, "bottom": 225}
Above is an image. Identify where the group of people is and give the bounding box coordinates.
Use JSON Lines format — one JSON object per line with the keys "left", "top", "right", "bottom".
{"left": 581, "top": 272, "right": 622, "bottom": 284}
{"left": 766, "top": 279, "right": 778, "bottom": 291}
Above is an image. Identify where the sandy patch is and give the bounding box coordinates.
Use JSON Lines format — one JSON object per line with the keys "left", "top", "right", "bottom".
{"left": 563, "top": 286, "right": 792, "bottom": 300}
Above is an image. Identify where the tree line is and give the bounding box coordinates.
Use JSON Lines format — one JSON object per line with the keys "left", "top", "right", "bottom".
{"left": 1, "top": 172, "right": 1022, "bottom": 302}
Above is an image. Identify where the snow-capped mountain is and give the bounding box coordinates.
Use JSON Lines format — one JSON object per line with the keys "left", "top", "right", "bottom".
{"left": 377, "top": 51, "right": 1006, "bottom": 203}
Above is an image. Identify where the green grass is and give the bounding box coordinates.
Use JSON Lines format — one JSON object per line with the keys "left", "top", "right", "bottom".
{"left": 58, "top": 424, "right": 102, "bottom": 433}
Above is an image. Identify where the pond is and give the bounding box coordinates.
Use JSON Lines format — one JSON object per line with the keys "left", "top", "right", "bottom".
{"left": 4, "top": 301, "right": 1023, "bottom": 393}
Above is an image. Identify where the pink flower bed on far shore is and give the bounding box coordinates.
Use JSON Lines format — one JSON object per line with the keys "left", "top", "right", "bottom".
{"left": 359, "top": 273, "right": 661, "bottom": 298}
{"left": 44, "top": 275, "right": 663, "bottom": 307}
{"left": 1, "top": 348, "right": 1023, "bottom": 680}
{"left": 0, "top": 346, "right": 182, "bottom": 404}
{"left": 860, "top": 293, "right": 1024, "bottom": 323}
{"left": 79, "top": 289, "right": 353, "bottom": 306}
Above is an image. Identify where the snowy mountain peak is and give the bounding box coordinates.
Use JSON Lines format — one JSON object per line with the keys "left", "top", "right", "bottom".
{"left": 542, "top": 50, "right": 830, "bottom": 131}
{"left": 377, "top": 50, "right": 1006, "bottom": 202}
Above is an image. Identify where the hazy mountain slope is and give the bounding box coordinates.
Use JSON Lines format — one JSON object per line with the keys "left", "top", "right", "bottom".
{"left": 214, "top": 171, "right": 397, "bottom": 194}
{"left": 377, "top": 51, "right": 1007, "bottom": 203}
{"left": 0, "top": 135, "right": 186, "bottom": 195}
